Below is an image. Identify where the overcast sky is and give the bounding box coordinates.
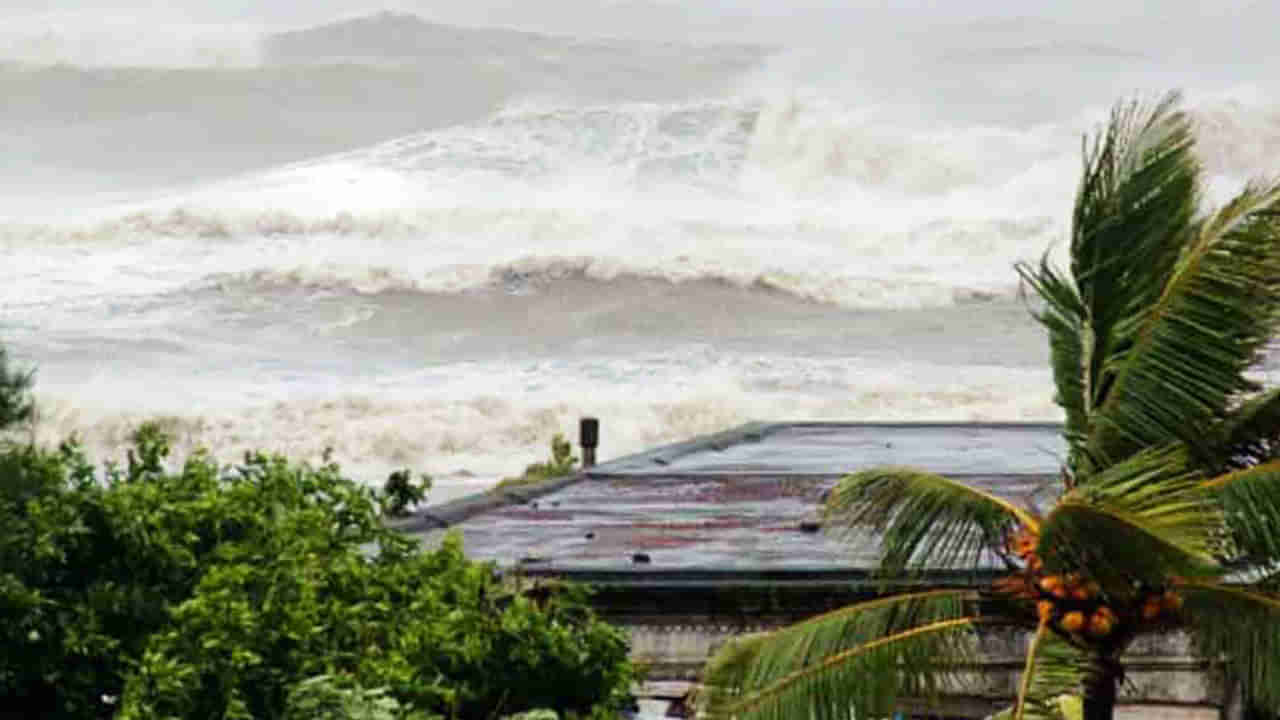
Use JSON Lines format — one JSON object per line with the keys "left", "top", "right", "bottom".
{"left": 0, "top": 0, "right": 1272, "bottom": 27}
{"left": 2, "top": 0, "right": 1276, "bottom": 70}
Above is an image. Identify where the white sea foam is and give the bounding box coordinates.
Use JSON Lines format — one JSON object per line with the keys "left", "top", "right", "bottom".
{"left": 8, "top": 12, "right": 1280, "bottom": 491}
{"left": 1, "top": 94, "right": 1080, "bottom": 311}
{"left": 10, "top": 89, "right": 1280, "bottom": 316}
{"left": 29, "top": 352, "right": 1059, "bottom": 501}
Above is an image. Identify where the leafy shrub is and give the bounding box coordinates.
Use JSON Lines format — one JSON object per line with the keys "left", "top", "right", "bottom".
{"left": 284, "top": 675, "right": 433, "bottom": 720}
{"left": 382, "top": 468, "right": 432, "bottom": 516}
{"left": 496, "top": 433, "right": 578, "bottom": 491}
{"left": 0, "top": 345, "right": 33, "bottom": 431}
{"left": 0, "top": 421, "right": 633, "bottom": 720}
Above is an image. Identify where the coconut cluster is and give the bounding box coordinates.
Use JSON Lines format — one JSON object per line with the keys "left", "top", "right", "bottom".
{"left": 1004, "top": 528, "right": 1183, "bottom": 642}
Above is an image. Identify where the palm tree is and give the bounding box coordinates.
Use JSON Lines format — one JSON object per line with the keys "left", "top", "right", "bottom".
{"left": 700, "top": 92, "right": 1280, "bottom": 720}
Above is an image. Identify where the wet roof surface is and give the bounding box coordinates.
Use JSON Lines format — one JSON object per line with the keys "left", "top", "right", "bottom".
{"left": 419, "top": 423, "right": 1066, "bottom": 572}
{"left": 598, "top": 422, "right": 1066, "bottom": 475}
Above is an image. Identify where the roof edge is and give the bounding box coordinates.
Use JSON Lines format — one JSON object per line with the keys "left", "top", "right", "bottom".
{"left": 397, "top": 420, "right": 1066, "bottom": 531}
{"left": 387, "top": 472, "right": 584, "bottom": 533}
{"left": 587, "top": 420, "right": 1064, "bottom": 476}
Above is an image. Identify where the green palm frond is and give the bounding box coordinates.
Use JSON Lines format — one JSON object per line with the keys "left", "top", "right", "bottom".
{"left": 1064, "top": 92, "right": 1201, "bottom": 472}
{"left": 699, "top": 590, "right": 979, "bottom": 720}
{"left": 1085, "top": 179, "right": 1280, "bottom": 469}
{"left": 701, "top": 632, "right": 772, "bottom": 715}
{"left": 990, "top": 626, "right": 1085, "bottom": 720}
{"left": 824, "top": 469, "right": 1039, "bottom": 574}
{"left": 1204, "top": 459, "right": 1280, "bottom": 561}
{"left": 1038, "top": 446, "right": 1221, "bottom": 587}
{"left": 1181, "top": 581, "right": 1280, "bottom": 709}
{"left": 1017, "top": 256, "right": 1090, "bottom": 473}
{"left": 1210, "top": 388, "right": 1280, "bottom": 470}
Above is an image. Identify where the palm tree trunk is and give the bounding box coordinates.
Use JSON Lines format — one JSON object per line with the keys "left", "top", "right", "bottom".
{"left": 1082, "top": 655, "right": 1120, "bottom": 720}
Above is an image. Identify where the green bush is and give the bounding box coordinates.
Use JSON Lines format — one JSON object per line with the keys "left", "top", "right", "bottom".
{"left": 382, "top": 468, "right": 432, "bottom": 516}
{"left": 495, "top": 433, "right": 578, "bottom": 491}
{"left": 0, "top": 421, "right": 633, "bottom": 719}
{"left": 284, "top": 675, "right": 432, "bottom": 720}
{"left": 0, "top": 345, "right": 33, "bottom": 431}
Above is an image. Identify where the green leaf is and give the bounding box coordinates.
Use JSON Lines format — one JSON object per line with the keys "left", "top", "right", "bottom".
{"left": 1016, "top": 256, "right": 1090, "bottom": 473}
{"left": 1019, "top": 629, "right": 1085, "bottom": 720}
{"left": 825, "top": 468, "right": 1039, "bottom": 574}
{"left": 0, "top": 344, "right": 35, "bottom": 432}
{"left": 1065, "top": 92, "right": 1201, "bottom": 472}
{"left": 1037, "top": 446, "right": 1221, "bottom": 587}
{"left": 1182, "top": 581, "right": 1280, "bottom": 710}
{"left": 995, "top": 627, "right": 1085, "bottom": 720}
{"left": 1208, "top": 388, "right": 1280, "bottom": 470}
{"left": 699, "top": 590, "right": 979, "bottom": 720}
{"left": 1204, "top": 459, "right": 1280, "bottom": 562}
{"left": 1086, "top": 179, "right": 1280, "bottom": 469}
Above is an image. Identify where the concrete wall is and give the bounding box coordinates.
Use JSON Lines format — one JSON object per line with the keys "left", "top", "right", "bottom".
{"left": 625, "top": 622, "right": 1230, "bottom": 719}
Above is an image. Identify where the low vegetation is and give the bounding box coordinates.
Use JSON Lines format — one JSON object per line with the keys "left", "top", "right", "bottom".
{"left": 382, "top": 468, "right": 432, "bottom": 516}
{"left": 493, "top": 433, "right": 579, "bottom": 492}
{"left": 0, "top": 344, "right": 34, "bottom": 431}
{"left": 0, "top": 363, "right": 633, "bottom": 719}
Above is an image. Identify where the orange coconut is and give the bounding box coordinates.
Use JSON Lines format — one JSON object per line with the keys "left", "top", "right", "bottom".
{"left": 1088, "top": 608, "right": 1116, "bottom": 637}
{"left": 1060, "top": 611, "right": 1086, "bottom": 633}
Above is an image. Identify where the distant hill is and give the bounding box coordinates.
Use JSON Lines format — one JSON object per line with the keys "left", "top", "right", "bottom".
{"left": 264, "top": 11, "right": 559, "bottom": 62}
{"left": 262, "top": 10, "right": 768, "bottom": 64}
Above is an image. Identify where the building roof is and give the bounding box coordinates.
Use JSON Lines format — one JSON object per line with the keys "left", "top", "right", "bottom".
{"left": 397, "top": 422, "right": 1065, "bottom": 580}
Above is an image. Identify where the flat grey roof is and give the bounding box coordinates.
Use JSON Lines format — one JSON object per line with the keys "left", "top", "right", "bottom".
{"left": 400, "top": 422, "right": 1065, "bottom": 576}
{"left": 595, "top": 421, "right": 1066, "bottom": 475}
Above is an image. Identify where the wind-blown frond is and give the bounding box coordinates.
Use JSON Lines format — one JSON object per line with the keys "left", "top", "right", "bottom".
{"left": 1204, "top": 459, "right": 1280, "bottom": 562}
{"left": 1182, "top": 581, "right": 1280, "bottom": 710}
{"left": 700, "top": 632, "right": 772, "bottom": 715}
{"left": 1038, "top": 446, "right": 1221, "bottom": 587}
{"left": 990, "top": 627, "right": 1085, "bottom": 720}
{"left": 1210, "top": 388, "right": 1280, "bottom": 470}
{"left": 824, "top": 469, "right": 1039, "bottom": 574}
{"left": 1085, "top": 180, "right": 1280, "bottom": 469}
{"left": 699, "top": 590, "right": 979, "bottom": 720}
{"left": 1066, "top": 92, "right": 1201, "bottom": 472}
{"left": 1017, "top": 256, "right": 1090, "bottom": 473}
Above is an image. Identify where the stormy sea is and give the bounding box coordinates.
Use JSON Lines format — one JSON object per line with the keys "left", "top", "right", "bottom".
{"left": 4, "top": 6, "right": 1280, "bottom": 500}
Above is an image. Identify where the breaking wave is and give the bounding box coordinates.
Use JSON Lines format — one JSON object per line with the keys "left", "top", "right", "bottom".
{"left": 13, "top": 9, "right": 1280, "bottom": 494}
{"left": 30, "top": 352, "right": 1060, "bottom": 499}
{"left": 10, "top": 88, "right": 1280, "bottom": 313}
{"left": 2, "top": 202, "right": 1052, "bottom": 310}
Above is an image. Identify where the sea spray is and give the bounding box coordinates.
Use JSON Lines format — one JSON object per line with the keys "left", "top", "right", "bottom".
{"left": 6, "top": 11, "right": 1280, "bottom": 498}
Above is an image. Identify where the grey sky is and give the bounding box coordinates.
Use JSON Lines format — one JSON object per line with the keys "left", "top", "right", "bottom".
{"left": 2, "top": 0, "right": 1276, "bottom": 72}
{"left": 0, "top": 0, "right": 1271, "bottom": 28}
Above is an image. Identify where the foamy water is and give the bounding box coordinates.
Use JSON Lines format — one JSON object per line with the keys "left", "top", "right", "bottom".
{"left": 4, "top": 8, "right": 1280, "bottom": 501}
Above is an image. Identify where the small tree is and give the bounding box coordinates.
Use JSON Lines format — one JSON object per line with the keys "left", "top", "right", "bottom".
{"left": 1, "top": 423, "right": 633, "bottom": 720}
{"left": 0, "top": 345, "right": 33, "bottom": 431}
{"left": 382, "top": 469, "right": 432, "bottom": 516}
{"left": 496, "top": 433, "right": 579, "bottom": 490}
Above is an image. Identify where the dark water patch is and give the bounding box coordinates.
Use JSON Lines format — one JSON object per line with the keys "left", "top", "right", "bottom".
{"left": 169, "top": 275, "right": 1048, "bottom": 369}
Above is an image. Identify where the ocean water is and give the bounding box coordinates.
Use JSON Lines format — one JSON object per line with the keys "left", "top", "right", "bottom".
{"left": 4, "top": 8, "right": 1280, "bottom": 501}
